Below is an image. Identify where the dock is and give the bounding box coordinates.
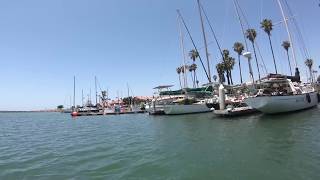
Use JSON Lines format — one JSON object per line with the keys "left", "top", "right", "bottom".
{"left": 214, "top": 107, "right": 258, "bottom": 117}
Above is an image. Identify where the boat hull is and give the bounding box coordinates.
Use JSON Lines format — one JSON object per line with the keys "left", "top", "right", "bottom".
{"left": 163, "top": 104, "right": 212, "bottom": 115}
{"left": 244, "top": 92, "right": 318, "bottom": 114}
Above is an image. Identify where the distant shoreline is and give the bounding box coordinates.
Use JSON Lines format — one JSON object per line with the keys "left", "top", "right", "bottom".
{"left": 0, "top": 110, "right": 59, "bottom": 113}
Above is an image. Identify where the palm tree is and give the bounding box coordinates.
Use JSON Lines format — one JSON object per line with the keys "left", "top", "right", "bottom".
{"left": 224, "top": 56, "right": 236, "bottom": 85}
{"left": 216, "top": 63, "right": 225, "bottom": 84}
{"left": 282, "top": 41, "right": 292, "bottom": 76}
{"left": 246, "top": 28, "right": 261, "bottom": 81}
{"left": 213, "top": 75, "right": 217, "bottom": 82}
{"left": 222, "top": 49, "right": 231, "bottom": 85}
{"left": 189, "top": 49, "right": 199, "bottom": 62}
{"left": 189, "top": 49, "right": 199, "bottom": 87}
{"left": 233, "top": 42, "right": 244, "bottom": 84}
{"left": 261, "top": 19, "right": 278, "bottom": 74}
{"left": 189, "top": 63, "right": 198, "bottom": 88}
{"left": 305, "top": 58, "right": 314, "bottom": 83}
{"left": 176, "top": 67, "right": 182, "bottom": 89}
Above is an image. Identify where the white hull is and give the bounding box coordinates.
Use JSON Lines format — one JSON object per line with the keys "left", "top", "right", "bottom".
{"left": 244, "top": 92, "right": 318, "bottom": 114}
{"left": 163, "top": 104, "right": 212, "bottom": 115}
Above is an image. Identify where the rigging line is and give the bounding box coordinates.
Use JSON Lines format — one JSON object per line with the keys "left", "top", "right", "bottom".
{"left": 284, "top": 0, "right": 310, "bottom": 58}
{"left": 233, "top": 0, "right": 249, "bottom": 51}
{"left": 235, "top": 0, "right": 268, "bottom": 74}
{"left": 199, "top": 2, "right": 223, "bottom": 58}
{"left": 176, "top": 9, "right": 211, "bottom": 82}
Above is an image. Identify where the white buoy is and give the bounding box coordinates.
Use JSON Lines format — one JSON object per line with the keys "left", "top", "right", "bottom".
{"left": 219, "top": 84, "right": 226, "bottom": 110}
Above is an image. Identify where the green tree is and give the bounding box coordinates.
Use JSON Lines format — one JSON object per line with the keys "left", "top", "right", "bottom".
{"left": 216, "top": 63, "right": 225, "bottom": 84}
{"left": 305, "top": 58, "right": 314, "bottom": 83}
{"left": 233, "top": 42, "right": 244, "bottom": 84}
{"left": 176, "top": 67, "right": 182, "bottom": 89}
{"left": 261, "top": 19, "right": 278, "bottom": 74}
{"left": 213, "top": 75, "right": 217, "bottom": 82}
{"left": 189, "top": 63, "right": 198, "bottom": 88}
{"left": 281, "top": 41, "right": 292, "bottom": 76}
{"left": 224, "top": 56, "right": 236, "bottom": 85}
{"left": 57, "top": 105, "right": 64, "bottom": 111}
{"left": 246, "top": 28, "right": 261, "bottom": 81}
{"left": 188, "top": 49, "right": 199, "bottom": 87}
{"left": 222, "top": 49, "right": 231, "bottom": 85}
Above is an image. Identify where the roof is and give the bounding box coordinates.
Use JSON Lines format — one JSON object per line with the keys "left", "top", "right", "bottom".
{"left": 153, "top": 85, "right": 174, "bottom": 89}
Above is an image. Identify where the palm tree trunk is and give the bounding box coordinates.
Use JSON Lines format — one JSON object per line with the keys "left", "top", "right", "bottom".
{"left": 194, "top": 71, "right": 198, "bottom": 87}
{"left": 226, "top": 71, "right": 230, "bottom": 85}
{"left": 309, "top": 68, "right": 313, "bottom": 83}
{"left": 238, "top": 54, "right": 243, "bottom": 84}
{"left": 190, "top": 73, "right": 194, "bottom": 87}
{"left": 193, "top": 70, "right": 196, "bottom": 88}
{"left": 178, "top": 74, "right": 182, "bottom": 89}
{"left": 252, "top": 43, "right": 261, "bottom": 81}
{"left": 286, "top": 51, "right": 292, "bottom": 76}
{"left": 229, "top": 70, "right": 233, "bottom": 85}
{"left": 268, "top": 35, "right": 278, "bottom": 74}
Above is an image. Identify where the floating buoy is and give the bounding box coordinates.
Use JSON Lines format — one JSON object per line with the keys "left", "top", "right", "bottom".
{"left": 71, "top": 111, "right": 78, "bottom": 116}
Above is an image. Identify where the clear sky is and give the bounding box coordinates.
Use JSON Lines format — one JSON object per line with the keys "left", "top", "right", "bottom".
{"left": 0, "top": 0, "right": 319, "bottom": 110}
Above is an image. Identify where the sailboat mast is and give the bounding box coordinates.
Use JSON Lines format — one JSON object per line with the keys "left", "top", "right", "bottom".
{"left": 95, "top": 76, "right": 98, "bottom": 105}
{"left": 233, "top": 0, "right": 254, "bottom": 84}
{"left": 176, "top": 9, "right": 211, "bottom": 82}
{"left": 81, "top": 89, "right": 84, "bottom": 107}
{"left": 73, "top": 76, "right": 76, "bottom": 110}
{"left": 277, "top": 0, "right": 298, "bottom": 68}
{"left": 197, "top": 0, "right": 211, "bottom": 82}
{"left": 177, "top": 16, "right": 188, "bottom": 88}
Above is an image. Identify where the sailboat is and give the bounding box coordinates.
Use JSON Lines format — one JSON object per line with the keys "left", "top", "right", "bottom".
{"left": 243, "top": 0, "right": 319, "bottom": 114}
{"left": 244, "top": 74, "right": 318, "bottom": 114}
{"left": 153, "top": 2, "right": 215, "bottom": 115}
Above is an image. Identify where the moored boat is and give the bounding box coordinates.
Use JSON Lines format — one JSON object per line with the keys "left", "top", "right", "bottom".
{"left": 244, "top": 76, "right": 318, "bottom": 114}
{"left": 163, "top": 99, "right": 212, "bottom": 115}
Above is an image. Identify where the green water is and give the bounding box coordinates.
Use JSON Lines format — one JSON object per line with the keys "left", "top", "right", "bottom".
{"left": 0, "top": 107, "right": 320, "bottom": 179}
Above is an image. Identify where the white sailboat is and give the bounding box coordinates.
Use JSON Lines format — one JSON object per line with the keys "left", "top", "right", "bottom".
{"left": 243, "top": 0, "right": 319, "bottom": 114}
{"left": 244, "top": 76, "right": 318, "bottom": 114}
{"left": 163, "top": 98, "right": 212, "bottom": 115}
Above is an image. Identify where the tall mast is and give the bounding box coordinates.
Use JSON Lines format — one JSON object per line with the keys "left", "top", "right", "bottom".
{"left": 95, "top": 76, "right": 97, "bottom": 105}
{"left": 81, "top": 89, "right": 84, "bottom": 107}
{"left": 176, "top": 9, "right": 211, "bottom": 82}
{"left": 197, "top": 0, "right": 211, "bottom": 82}
{"left": 177, "top": 15, "right": 188, "bottom": 88}
{"left": 73, "top": 76, "right": 76, "bottom": 110}
{"left": 233, "top": 0, "right": 254, "bottom": 84}
{"left": 277, "top": 0, "right": 298, "bottom": 68}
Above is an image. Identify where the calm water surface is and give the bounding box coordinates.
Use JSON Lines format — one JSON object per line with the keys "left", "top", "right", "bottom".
{"left": 0, "top": 107, "right": 320, "bottom": 179}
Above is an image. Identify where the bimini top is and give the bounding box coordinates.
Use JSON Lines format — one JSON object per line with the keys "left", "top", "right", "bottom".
{"left": 153, "top": 85, "right": 174, "bottom": 89}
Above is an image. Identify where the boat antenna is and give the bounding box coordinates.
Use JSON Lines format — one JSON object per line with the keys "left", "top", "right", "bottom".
{"left": 197, "top": 0, "right": 211, "bottom": 82}
{"left": 176, "top": 9, "right": 211, "bottom": 83}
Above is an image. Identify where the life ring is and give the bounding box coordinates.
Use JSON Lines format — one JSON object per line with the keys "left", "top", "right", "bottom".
{"left": 306, "top": 93, "right": 311, "bottom": 103}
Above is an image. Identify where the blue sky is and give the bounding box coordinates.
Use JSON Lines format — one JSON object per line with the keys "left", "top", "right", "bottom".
{"left": 0, "top": 0, "right": 319, "bottom": 110}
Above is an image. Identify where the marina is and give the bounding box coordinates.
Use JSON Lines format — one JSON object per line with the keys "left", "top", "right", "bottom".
{"left": 0, "top": 0, "right": 320, "bottom": 179}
